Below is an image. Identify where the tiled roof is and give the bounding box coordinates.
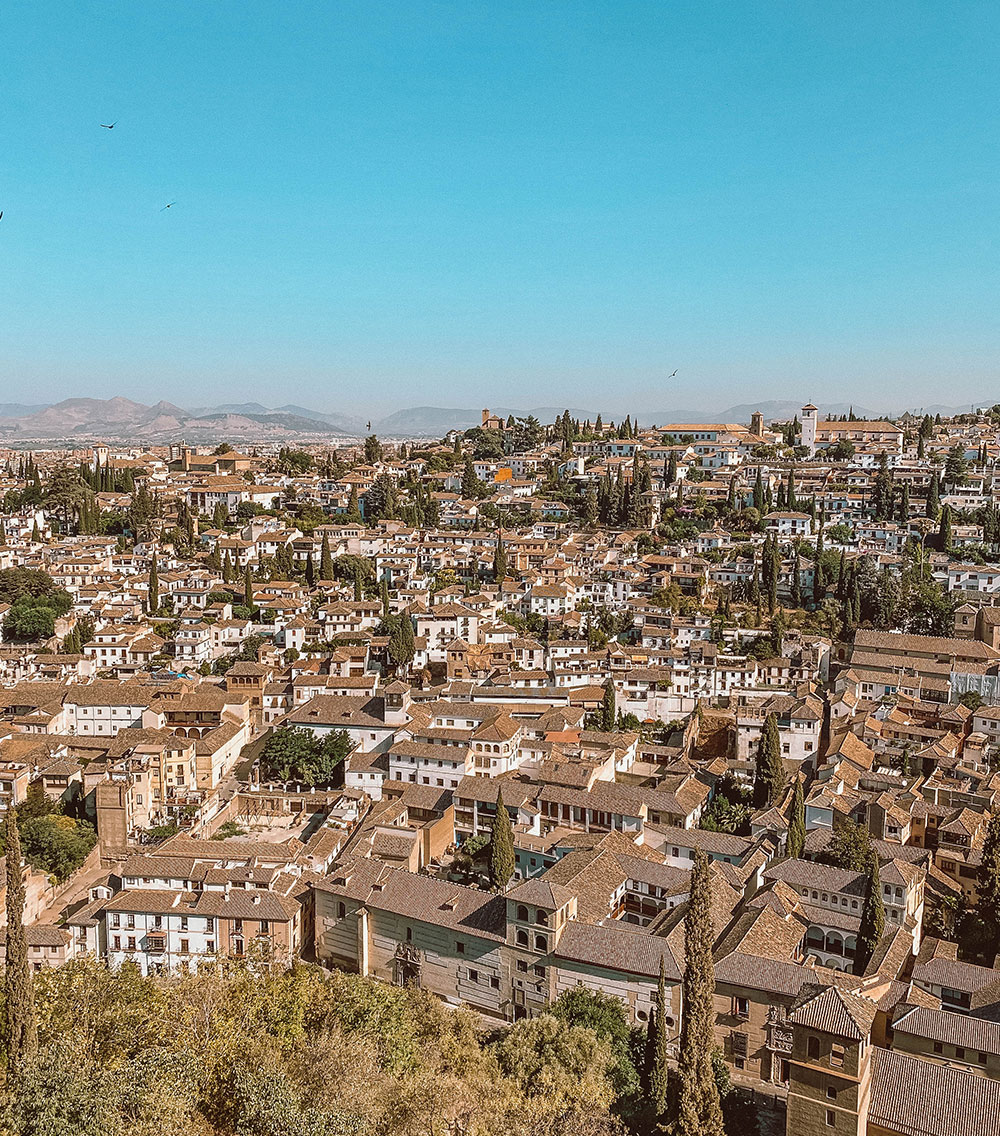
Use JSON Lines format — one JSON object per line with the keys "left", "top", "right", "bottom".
{"left": 869, "top": 1045, "right": 1000, "bottom": 1136}
{"left": 554, "top": 920, "right": 682, "bottom": 980}
{"left": 789, "top": 983, "right": 878, "bottom": 1041}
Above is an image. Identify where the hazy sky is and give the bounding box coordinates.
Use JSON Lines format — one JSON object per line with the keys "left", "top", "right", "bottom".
{"left": 2, "top": 2, "right": 998, "bottom": 416}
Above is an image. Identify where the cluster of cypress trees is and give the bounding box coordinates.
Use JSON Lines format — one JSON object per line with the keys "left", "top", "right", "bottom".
{"left": 595, "top": 458, "right": 653, "bottom": 529}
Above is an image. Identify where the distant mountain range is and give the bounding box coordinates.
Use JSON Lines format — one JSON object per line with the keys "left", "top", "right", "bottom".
{"left": 0, "top": 395, "right": 993, "bottom": 442}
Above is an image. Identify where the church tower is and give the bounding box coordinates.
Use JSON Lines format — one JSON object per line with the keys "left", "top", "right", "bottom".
{"left": 801, "top": 403, "right": 819, "bottom": 457}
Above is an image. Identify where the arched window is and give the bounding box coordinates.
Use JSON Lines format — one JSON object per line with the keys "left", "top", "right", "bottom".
{"left": 534, "top": 934, "right": 547, "bottom": 952}
{"left": 516, "top": 929, "right": 528, "bottom": 947}
{"left": 536, "top": 910, "right": 549, "bottom": 926}
{"left": 516, "top": 905, "right": 529, "bottom": 922}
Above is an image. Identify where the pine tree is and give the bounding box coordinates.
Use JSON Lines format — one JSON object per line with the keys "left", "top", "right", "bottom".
{"left": 650, "top": 956, "right": 670, "bottom": 1119}
{"left": 976, "top": 812, "right": 1000, "bottom": 936}
{"left": 320, "top": 533, "right": 333, "bottom": 580}
{"left": 488, "top": 789, "right": 515, "bottom": 892}
{"left": 787, "top": 776, "right": 805, "bottom": 859}
{"left": 753, "top": 712, "right": 784, "bottom": 809}
{"left": 4, "top": 809, "right": 38, "bottom": 1078}
{"left": 854, "top": 852, "right": 885, "bottom": 975}
{"left": 673, "top": 848, "right": 725, "bottom": 1136}
{"left": 147, "top": 553, "right": 159, "bottom": 614}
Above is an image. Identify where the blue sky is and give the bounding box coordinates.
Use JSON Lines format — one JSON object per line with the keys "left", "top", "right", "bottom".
{"left": 1, "top": 1, "right": 998, "bottom": 416}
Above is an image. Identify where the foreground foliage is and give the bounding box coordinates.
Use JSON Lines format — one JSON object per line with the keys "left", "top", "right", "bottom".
{"left": 1, "top": 959, "right": 624, "bottom": 1136}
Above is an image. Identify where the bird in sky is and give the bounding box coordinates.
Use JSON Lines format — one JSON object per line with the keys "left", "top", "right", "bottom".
{"left": 0, "top": 212, "right": 3, "bottom": 222}
{"left": 366, "top": 421, "right": 372, "bottom": 431}
{"left": 160, "top": 202, "right": 176, "bottom": 211}
{"left": 100, "top": 121, "right": 117, "bottom": 129}
{"left": 669, "top": 370, "right": 678, "bottom": 378}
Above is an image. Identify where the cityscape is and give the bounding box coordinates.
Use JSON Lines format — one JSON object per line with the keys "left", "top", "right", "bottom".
{"left": 3, "top": 4, "right": 999, "bottom": 1136}
{"left": 3, "top": 402, "right": 1000, "bottom": 1136}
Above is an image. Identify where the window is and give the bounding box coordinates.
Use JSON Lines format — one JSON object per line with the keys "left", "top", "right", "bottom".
{"left": 456, "top": 941, "right": 465, "bottom": 954}
{"left": 955, "top": 1047, "right": 966, "bottom": 1060}
{"left": 234, "top": 919, "right": 243, "bottom": 933}
{"left": 516, "top": 930, "right": 528, "bottom": 947}
{"left": 491, "top": 976, "right": 500, "bottom": 989}
{"left": 180, "top": 938, "right": 189, "bottom": 953}
{"left": 534, "top": 934, "right": 547, "bottom": 951}
{"left": 933, "top": 1042, "right": 943, "bottom": 1054}
{"left": 180, "top": 917, "right": 188, "bottom": 931}
{"left": 516, "top": 960, "right": 528, "bottom": 973}
{"left": 112, "top": 935, "right": 121, "bottom": 950}
{"left": 830, "top": 1044, "right": 845, "bottom": 1067}
{"left": 338, "top": 902, "right": 346, "bottom": 918}
{"left": 405, "top": 927, "right": 413, "bottom": 942}
{"left": 207, "top": 940, "right": 215, "bottom": 952}
{"left": 536, "top": 910, "right": 549, "bottom": 926}
{"left": 808, "top": 1036, "right": 821, "bottom": 1060}
{"left": 533, "top": 965, "right": 545, "bottom": 977}
{"left": 516, "top": 905, "right": 529, "bottom": 922}
{"left": 733, "top": 997, "right": 749, "bottom": 1019}
{"left": 468, "top": 969, "right": 479, "bottom": 983}
{"left": 826, "top": 1110, "right": 835, "bottom": 1128}
{"left": 127, "top": 936, "right": 136, "bottom": 951}
{"left": 827, "top": 1086, "right": 837, "bottom": 1100}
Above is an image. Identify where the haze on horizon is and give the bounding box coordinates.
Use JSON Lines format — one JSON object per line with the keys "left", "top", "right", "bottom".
{"left": 1, "top": 2, "right": 998, "bottom": 419}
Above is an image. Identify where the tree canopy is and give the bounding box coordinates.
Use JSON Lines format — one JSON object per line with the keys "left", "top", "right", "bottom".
{"left": 258, "top": 726, "right": 353, "bottom": 785}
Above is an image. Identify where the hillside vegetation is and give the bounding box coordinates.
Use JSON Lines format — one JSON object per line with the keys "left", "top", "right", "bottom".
{"left": 2, "top": 959, "right": 622, "bottom": 1136}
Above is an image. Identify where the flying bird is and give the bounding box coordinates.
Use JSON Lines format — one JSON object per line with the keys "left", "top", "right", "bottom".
{"left": 160, "top": 202, "right": 176, "bottom": 211}
{"left": 669, "top": 370, "right": 678, "bottom": 378}
{"left": 366, "top": 421, "right": 372, "bottom": 431}
{"left": 0, "top": 212, "right": 3, "bottom": 222}
{"left": 100, "top": 121, "right": 117, "bottom": 129}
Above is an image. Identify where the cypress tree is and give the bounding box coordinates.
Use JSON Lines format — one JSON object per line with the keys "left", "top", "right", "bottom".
{"left": 347, "top": 485, "right": 361, "bottom": 522}
{"left": 753, "top": 712, "right": 784, "bottom": 808}
{"left": 650, "top": 956, "right": 670, "bottom": 1119}
{"left": 854, "top": 852, "right": 885, "bottom": 975}
{"left": 926, "top": 471, "right": 940, "bottom": 520}
{"left": 787, "top": 776, "right": 805, "bottom": 859}
{"left": 752, "top": 468, "right": 764, "bottom": 512}
{"left": 787, "top": 466, "right": 797, "bottom": 511}
{"left": 305, "top": 550, "right": 315, "bottom": 587}
{"left": 148, "top": 553, "right": 159, "bottom": 614}
{"left": 243, "top": 565, "right": 253, "bottom": 610}
{"left": 938, "top": 504, "right": 952, "bottom": 551}
{"left": 600, "top": 679, "right": 616, "bottom": 732}
{"left": 674, "top": 848, "right": 725, "bottom": 1136}
{"left": 493, "top": 532, "right": 508, "bottom": 580}
{"left": 320, "top": 533, "right": 333, "bottom": 580}
{"left": 4, "top": 809, "right": 38, "bottom": 1078}
{"left": 666, "top": 451, "right": 677, "bottom": 486}
{"left": 30, "top": 519, "right": 40, "bottom": 543}
{"left": 488, "top": 788, "right": 515, "bottom": 892}
{"left": 976, "top": 812, "right": 1000, "bottom": 937}
{"left": 725, "top": 476, "right": 736, "bottom": 511}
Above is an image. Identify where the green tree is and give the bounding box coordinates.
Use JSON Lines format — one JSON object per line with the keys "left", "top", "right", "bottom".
{"left": 550, "top": 987, "right": 638, "bottom": 1098}
{"left": 674, "top": 848, "right": 725, "bottom": 1136}
{"left": 599, "top": 679, "right": 616, "bottom": 732}
{"left": 976, "top": 811, "right": 1000, "bottom": 938}
{"left": 650, "top": 957, "right": 670, "bottom": 1119}
{"left": 821, "top": 817, "right": 875, "bottom": 871}
{"left": 3, "top": 808, "right": 38, "bottom": 1079}
{"left": 488, "top": 788, "right": 515, "bottom": 892}
{"left": 19, "top": 815, "right": 98, "bottom": 883}
{"left": 752, "top": 712, "right": 784, "bottom": 809}
{"left": 364, "top": 435, "right": 383, "bottom": 464}
{"left": 243, "top": 565, "right": 254, "bottom": 610}
{"left": 938, "top": 504, "right": 952, "bottom": 551}
{"left": 147, "top": 553, "right": 159, "bottom": 614}
{"left": 786, "top": 775, "right": 805, "bottom": 859}
{"left": 493, "top": 533, "right": 508, "bottom": 580}
{"left": 319, "top": 533, "right": 333, "bottom": 581}
{"left": 258, "top": 726, "right": 352, "bottom": 785}
{"left": 854, "top": 852, "right": 886, "bottom": 975}
{"left": 926, "top": 471, "right": 940, "bottom": 520}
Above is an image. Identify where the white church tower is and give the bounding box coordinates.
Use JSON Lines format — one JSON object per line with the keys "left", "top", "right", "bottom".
{"left": 801, "top": 403, "right": 818, "bottom": 456}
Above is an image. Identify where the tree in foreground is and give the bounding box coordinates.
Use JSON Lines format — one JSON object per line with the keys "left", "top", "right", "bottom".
{"left": 673, "top": 848, "right": 725, "bottom": 1136}
{"left": 489, "top": 788, "right": 515, "bottom": 892}
{"left": 752, "top": 712, "right": 784, "bottom": 809}
{"left": 650, "top": 957, "right": 670, "bottom": 1120}
{"left": 854, "top": 851, "right": 886, "bottom": 975}
{"left": 976, "top": 811, "right": 1000, "bottom": 938}
{"left": 3, "top": 808, "right": 38, "bottom": 1079}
